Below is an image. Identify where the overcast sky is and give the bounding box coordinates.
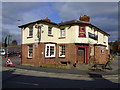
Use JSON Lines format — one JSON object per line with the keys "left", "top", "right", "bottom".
{"left": 2, "top": 2, "right": 118, "bottom": 44}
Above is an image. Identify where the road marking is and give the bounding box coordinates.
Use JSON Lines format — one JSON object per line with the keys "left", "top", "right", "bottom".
{"left": 11, "top": 81, "right": 39, "bottom": 86}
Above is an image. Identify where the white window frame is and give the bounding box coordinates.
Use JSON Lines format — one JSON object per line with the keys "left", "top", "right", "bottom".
{"left": 90, "top": 46, "right": 94, "bottom": 56}
{"left": 103, "top": 35, "right": 106, "bottom": 44}
{"left": 29, "top": 26, "right": 33, "bottom": 36}
{"left": 28, "top": 45, "right": 33, "bottom": 58}
{"left": 60, "top": 28, "right": 65, "bottom": 37}
{"left": 45, "top": 44, "right": 56, "bottom": 57}
{"left": 59, "top": 45, "right": 65, "bottom": 57}
{"left": 48, "top": 26, "right": 53, "bottom": 35}
{"left": 101, "top": 46, "right": 105, "bottom": 54}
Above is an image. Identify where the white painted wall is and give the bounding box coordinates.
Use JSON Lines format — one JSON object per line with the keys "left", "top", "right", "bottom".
{"left": 22, "top": 25, "right": 39, "bottom": 44}
{"left": 41, "top": 25, "right": 59, "bottom": 42}
{"left": 22, "top": 23, "right": 109, "bottom": 49}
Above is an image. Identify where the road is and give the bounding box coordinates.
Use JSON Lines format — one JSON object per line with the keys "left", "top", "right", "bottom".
{"left": 1, "top": 56, "right": 120, "bottom": 89}
{"left": 2, "top": 66, "right": 119, "bottom": 89}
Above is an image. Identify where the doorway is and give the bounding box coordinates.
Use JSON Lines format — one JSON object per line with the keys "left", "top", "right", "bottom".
{"left": 77, "top": 47, "right": 85, "bottom": 63}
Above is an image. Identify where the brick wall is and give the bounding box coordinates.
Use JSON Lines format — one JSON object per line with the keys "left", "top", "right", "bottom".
{"left": 66, "top": 43, "right": 76, "bottom": 64}
{"left": 95, "top": 46, "right": 108, "bottom": 64}
{"left": 21, "top": 43, "right": 109, "bottom": 67}
{"left": 43, "top": 43, "right": 76, "bottom": 65}
{"left": 33, "top": 43, "right": 44, "bottom": 66}
{"left": 21, "top": 43, "right": 77, "bottom": 66}
{"left": 21, "top": 44, "right": 34, "bottom": 66}
{"left": 21, "top": 43, "right": 44, "bottom": 66}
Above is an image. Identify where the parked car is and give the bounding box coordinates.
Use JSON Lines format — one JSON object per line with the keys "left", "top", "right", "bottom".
{"left": 0, "top": 49, "right": 5, "bottom": 56}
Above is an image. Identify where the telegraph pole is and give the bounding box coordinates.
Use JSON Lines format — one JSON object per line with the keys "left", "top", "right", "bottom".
{"left": 4, "top": 35, "right": 12, "bottom": 58}
{"left": 4, "top": 36, "right": 8, "bottom": 58}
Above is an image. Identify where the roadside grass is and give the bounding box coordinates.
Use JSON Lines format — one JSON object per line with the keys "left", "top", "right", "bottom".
{"left": 40, "top": 64, "right": 68, "bottom": 69}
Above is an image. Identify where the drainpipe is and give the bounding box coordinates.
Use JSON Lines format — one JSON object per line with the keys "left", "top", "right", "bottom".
{"left": 94, "top": 44, "right": 95, "bottom": 64}
{"left": 37, "top": 24, "right": 44, "bottom": 64}
{"left": 37, "top": 25, "right": 41, "bottom": 43}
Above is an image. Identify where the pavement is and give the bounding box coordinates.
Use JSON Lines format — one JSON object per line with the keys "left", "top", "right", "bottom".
{"left": 1, "top": 55, "right": 120, "bottom": 77}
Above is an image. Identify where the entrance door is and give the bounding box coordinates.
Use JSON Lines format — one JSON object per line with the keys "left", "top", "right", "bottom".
{"left": 78, "top": 47, "right": 85, "bottom": 63}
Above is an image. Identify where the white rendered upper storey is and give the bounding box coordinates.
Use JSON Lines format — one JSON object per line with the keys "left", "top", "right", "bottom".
{"left": 19, "top": 17, "right": 110, "bottom": 49}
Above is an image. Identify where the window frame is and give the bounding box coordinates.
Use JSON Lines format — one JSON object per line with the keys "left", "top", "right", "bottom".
{"left": 45, "top": 44, "right": 56, "bottom": 58}
{"left": 59, "top": 45, "right": 65, "bottom": 57}
{"left": 101, "top": 46, "right": 105, "bottom": 55}
{"left": 48, "top": 26, "right": 53, "bottom": 36}
{"left": 90, "top": 46, "right": 94, "bottom": 56}
{"left": 60, "top": 28, "right": 65, "bottom": 38}
{"left": 29, "top": 26, "right": 33, "bottom": 37}
{"left": 103, "top": 35, "right": 106, "bottom": 44}
{"left": 28, "top": 45, "right": 33, "bottom": 58}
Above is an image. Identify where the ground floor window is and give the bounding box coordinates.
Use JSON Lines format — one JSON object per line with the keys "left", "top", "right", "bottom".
{"left": 28, "top": 45, "right": 33, "bottom": 58}
{"left": 59, "top": 45, "right": 65, "bottom": 57}
{"left": 45, "top": 44, "right": 56, "bottom": 57}
{"left": 101, "top": 46, "right": 105, "bottom": 54}
{"left": 90, "top": 46, "right": 94, "bottom": 56}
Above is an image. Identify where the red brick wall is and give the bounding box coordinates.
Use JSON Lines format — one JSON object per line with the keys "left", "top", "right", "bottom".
{"left": 95, "top": 46, "right": 108, "bottom": 64}
{"left": 64, "top": 43, "right": 76, "bottom": 64}
{"left": 33, "top": 43, "right": 44, "bottom": 66}
{"left": 21, "top": 43, "right": 109, "bottom": 66}
{"left": 21, "top": 44, "right": 34, "bottom": 66}
{"left": 43, "top": 43, "right": 76, "bottom": 64}
{"left": 21, "top": 43, "right": 77, "bottom": 66}
{"left": 21, "top": 43, "right": 44, "bottom": 66}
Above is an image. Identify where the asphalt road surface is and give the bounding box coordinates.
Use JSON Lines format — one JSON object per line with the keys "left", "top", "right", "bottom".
{"left": 2, "top": 67, "right": 119, "bottom": 89}
{"left": 1, "top": 56, "right": 120, "bottom": 89}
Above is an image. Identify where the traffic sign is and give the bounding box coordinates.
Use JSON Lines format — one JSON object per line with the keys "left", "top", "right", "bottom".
{"left": 5, "top": 58, "right": 14, "bottom": 66}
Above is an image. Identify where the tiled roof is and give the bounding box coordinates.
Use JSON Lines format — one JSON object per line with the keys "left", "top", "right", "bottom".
{"left": 59, "top": 20, "right": 110, "bottom": 36}
{"left": 18, "top": 19, "right": 110, "bottom": 36}
{"left": 18, "top": 19, "right": 58, "bottom": 28}
{"left": 58, "top": 20, "right": 90, "bottom": 25}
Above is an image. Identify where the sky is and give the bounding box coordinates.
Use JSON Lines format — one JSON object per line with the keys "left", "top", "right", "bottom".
{"left": 1, "top": 2, "right": 118, "bottom": 44}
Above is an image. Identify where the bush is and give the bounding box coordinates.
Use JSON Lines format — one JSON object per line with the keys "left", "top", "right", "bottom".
{"left": 108, "top": 54, "right": 116, "bottom": 61}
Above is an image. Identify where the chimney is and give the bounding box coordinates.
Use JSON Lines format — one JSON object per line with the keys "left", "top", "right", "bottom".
{"left": 79, "top": 15, "right": 90, "bottom": 22}
{"left": 44, "top": 17, "right": 51, "bottom": 22}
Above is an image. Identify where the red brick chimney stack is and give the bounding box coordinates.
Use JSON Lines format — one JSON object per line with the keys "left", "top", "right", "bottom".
{"left": 79, "top": 15, "right": 90, "bottom": 22}
{"left": 43, "top": 17, "right": 51, "bottom": 22}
